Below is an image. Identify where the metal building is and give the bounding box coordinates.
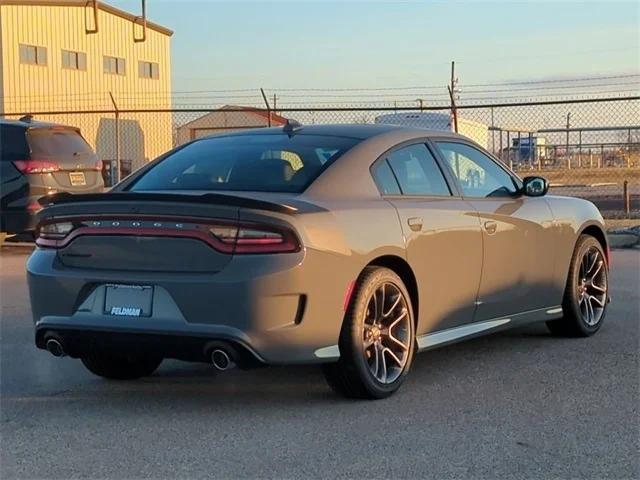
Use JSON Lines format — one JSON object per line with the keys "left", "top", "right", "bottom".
{"left": 175, "top": 106, "right": 289, "bottom": 146}
{"left": 0, "top": 0, "right": 173, "bottom": 173}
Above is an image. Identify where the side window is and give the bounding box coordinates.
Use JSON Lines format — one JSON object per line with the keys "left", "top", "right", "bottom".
{"left": 371, "top": 159, "right": 401, "bottom": 195}
{"left": 435, "top": 142, "right": 517, "bottom": 198}
{"left": 385, "top": 144, "right": 451, "bottom": 196}
{"left": 0, "top": 126, "right": 29, "bottom": 162}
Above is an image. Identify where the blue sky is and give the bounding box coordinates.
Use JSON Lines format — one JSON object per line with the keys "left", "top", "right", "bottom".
{"left": 110, "top": 0, "right": 639, "bottom": 92}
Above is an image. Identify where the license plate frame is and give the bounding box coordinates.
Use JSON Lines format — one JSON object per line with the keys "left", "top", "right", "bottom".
{"left": 69, "top": 171, "right": 87, "bottom": 186}
{"left": 104, "top": 284, "right": 153, "bottom": 317}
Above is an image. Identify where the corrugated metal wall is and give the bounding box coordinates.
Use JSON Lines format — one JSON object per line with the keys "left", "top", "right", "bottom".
{"left": 0, "top": 3, "right": 173, "bottom": 170}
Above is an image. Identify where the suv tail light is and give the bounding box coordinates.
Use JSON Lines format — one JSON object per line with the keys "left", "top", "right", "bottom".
{"left": 36, "top": 217, "right": 300, "bottom": 254}
{"left": 94, "top": 160, "right": 104, "bottom": 171}
{"left": 13, "top": 159, "right": 60, "bottom": 174}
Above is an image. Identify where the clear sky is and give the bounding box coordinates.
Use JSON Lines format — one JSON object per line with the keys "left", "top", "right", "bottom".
{"left": 109, "top": 0, "right": 639, "bottom": 93}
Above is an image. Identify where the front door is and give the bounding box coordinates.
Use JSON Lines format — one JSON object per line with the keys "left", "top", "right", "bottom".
{"left": 371, "top": 142, "right": 483, "bottom": 336}
{"left": 432, "top": 140, "right": 556, "bottom": 321}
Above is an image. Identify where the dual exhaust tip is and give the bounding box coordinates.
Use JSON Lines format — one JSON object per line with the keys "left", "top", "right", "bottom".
{"left": 45, "top": 338, "right": 236, "bottom": 371}
{"left": 45, "top": 338, "right": 66, "bottom": 357}
{"left": 210, "top": 349, "right": 235, "bottom": 371}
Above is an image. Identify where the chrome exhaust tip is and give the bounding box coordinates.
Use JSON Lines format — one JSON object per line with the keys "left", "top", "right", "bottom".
{"left": 45, "top": 338, "right": 66, "bottom": 358}
{"left": 211, "top": 349, "right": 234, "bottom": 371}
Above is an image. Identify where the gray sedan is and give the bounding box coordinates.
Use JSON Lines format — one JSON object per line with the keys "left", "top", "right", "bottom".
{"left": 27, "top": 124, "right": 610, "bottom": 399}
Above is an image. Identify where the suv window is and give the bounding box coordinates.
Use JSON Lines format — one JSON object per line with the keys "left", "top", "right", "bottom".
{"left": 130, "top": 134, "right": 359, "bottom": 193}
{"left": 385, "top": 144, "right": 451, "bottom": 196}
{"left": 435, "top": 142, "right": 518, "bottom": 197}
{"left": 0, "top": 125, "right": 29, "bottom": 162}
{"left": 27, "top": 129, "right": 93, "bottom": 156}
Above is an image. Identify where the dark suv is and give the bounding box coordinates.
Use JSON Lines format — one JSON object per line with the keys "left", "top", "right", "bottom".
{"left": 1, "top": 117, "right": 105, "bottom": 235}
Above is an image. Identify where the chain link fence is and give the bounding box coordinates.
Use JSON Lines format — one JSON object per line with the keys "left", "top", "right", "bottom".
{"left": 3, "top": 96, "right": 638, "bottom": 217}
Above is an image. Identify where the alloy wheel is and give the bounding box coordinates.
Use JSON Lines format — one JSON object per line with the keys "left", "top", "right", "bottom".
{"left": 577, "top": 246, "right": 608, "bottom": 326}
{"left": 362, "top": 282, "right": 411, "bottom": 384}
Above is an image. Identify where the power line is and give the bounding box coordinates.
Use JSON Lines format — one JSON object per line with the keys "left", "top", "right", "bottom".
{"left": 272, "top": 91, "right": 640, "bottom": 106}
{"left": 270, "top": 85, "right": 445, "bottom": 92}
{"left": 462, "top": 73, "right": 640, "bottom": 88}
{"left": 461, "top": 81, "right": 640, "bottom": 94}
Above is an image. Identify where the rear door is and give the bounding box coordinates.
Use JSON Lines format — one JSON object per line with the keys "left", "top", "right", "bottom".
{"left": 0, "top": 124, "right": 30, "bottom": 230}
{"left": 432, "top": 140, "right": 556, "bottom": 320}
{"left": 27, "top": 127, "right": 104, "bottom": 192}
{"left": 371, "top": 142, "right": 483, "bottom": 335}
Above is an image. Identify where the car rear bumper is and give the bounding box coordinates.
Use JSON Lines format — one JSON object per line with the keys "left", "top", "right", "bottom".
{"left": 27, "top": 247, "right": 351, "bottom": 365}
{"left": 35, "top": 326, "right": 265, "bottom": 368}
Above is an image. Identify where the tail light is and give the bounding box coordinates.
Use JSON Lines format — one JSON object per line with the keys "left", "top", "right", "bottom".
{"left": 27, "top": 201, "right": 43, "bottom": 213}
{"left": 13, "top": 159, "right": 60, "bottom": 174}
{"left": 38, "top": 221, "right": 75, "bottom": 240}
{"left": 208, "top": 224, "right": 299, "bottom": 253}
{"left": 94, "top": 160, "right": 104, "bottom": 171}
{"left": 36, "top": 217, "right": 300, "bottom": 254}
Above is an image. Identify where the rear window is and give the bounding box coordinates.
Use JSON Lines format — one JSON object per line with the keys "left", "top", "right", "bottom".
{"left": 27, "top": 129, "right": 93, "bottom": 156}
{"left": 129, "top": 134, "right": 360, "bottom": 193}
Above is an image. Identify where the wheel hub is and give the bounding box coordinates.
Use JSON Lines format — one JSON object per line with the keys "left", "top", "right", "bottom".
{"left": 362, "top": 283, "right": 411, "bottom": 384}
{"left": 576, "top": 247, "right": 608, "bottom": 326}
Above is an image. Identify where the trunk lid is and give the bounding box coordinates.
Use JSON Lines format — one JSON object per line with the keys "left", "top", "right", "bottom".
{"left": 36, "top": 191, "right": 299, "bottom": 273}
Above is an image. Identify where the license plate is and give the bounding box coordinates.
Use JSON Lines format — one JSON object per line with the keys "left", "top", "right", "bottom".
{"left": 104, "top": 284, "right": 153, "bottom": 317}
{"left": 69, "top": 171, "right": 86, "bottom": 186}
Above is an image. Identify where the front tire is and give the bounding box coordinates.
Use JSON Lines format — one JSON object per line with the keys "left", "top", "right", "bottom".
{"left": 323, "top": 267, "right": 416, "bottom": 399}
{"left": 547, "top": 235, "right": 609, "bottom": 337}
{"left": 81, "top": 352, "right": 163, "bottom": 380}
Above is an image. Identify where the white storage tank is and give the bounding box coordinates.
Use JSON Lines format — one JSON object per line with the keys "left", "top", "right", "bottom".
{"left": 375, "top": 111, "right": 489, "bottom": 149}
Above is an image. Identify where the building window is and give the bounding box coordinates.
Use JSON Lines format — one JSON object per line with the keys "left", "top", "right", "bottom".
{"left": 138, "top": 61, "right": 159, "bottom": 79}
{"left": 19, "top": 44, "right": 47, "bottom": 66}
{"left": 62, "top": 50, "right": 86, "bottom": 71}
{"left": 104, "top": 56, "right": 126, "bottom": 75}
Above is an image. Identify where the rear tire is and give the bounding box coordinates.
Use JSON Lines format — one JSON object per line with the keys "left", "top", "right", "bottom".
{"left": 323, "top": 266, "right": 415, "bottom": 399}
{"left": 546, "top": 235, "right": 609, "bottom": 337}
{"left": 81, "top": 352, "right": 163, "bottom": 380}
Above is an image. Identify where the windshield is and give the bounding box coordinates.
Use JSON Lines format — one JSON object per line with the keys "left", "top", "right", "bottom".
{"left": 129, "top": 133, "right": 360, "bottom": 193}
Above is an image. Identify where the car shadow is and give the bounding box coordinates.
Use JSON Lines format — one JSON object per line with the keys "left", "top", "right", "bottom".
{"left": 64, "top": 322, "right": 564, "bottom": 407}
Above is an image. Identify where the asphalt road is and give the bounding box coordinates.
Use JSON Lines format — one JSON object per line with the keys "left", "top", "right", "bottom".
{"left": 1, "top": 247, "right": 638, "bottom": 479}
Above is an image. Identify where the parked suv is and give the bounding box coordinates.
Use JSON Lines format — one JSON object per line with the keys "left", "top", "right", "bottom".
{"left": 1, "top": 117, "right": 104, "bottom": 235}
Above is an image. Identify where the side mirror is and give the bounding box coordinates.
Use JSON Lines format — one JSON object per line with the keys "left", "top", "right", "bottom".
{"left": 522, "top": 176, "right": 549, "bottom": 197}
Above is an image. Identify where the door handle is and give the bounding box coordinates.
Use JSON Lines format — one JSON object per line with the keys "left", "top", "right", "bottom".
{"left": 408, "top": 217, "right": 423, "bottom": 232}
{"left": 484, "top": 220, "right": 497, "bottom": 235}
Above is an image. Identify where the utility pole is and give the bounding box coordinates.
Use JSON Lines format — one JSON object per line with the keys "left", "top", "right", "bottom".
{"left": 273, "top": 94, "right": 278, "bottom": 115}
{"left": 450, "top": 61, "right": 456, "bottom": 97}
{"left": 566, "top": 112, "right": 571, "bottom": 169}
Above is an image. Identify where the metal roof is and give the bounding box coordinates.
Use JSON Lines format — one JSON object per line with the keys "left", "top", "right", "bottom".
{"left": 1, "top": 0, "right": 173, "bottom": 36}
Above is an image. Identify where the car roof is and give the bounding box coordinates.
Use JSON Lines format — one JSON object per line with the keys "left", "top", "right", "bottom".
{"left": 0, "top": 118, "right": 78, "bottom": 130}
{"left": 204, "top": 123, "right": 465, "bottom": 141}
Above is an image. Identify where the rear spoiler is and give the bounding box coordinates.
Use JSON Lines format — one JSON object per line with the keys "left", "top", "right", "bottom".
{"left": 38, "top": 192, "right": 298, "bottom": 215}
